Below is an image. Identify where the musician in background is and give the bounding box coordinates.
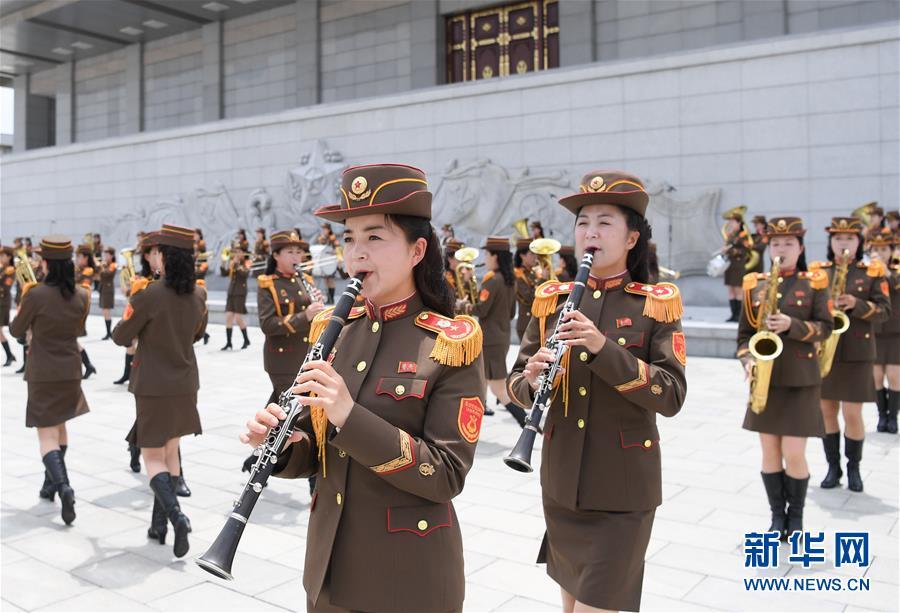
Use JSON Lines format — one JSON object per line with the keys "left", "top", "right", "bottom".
{"left": 749, "top": 215, "right": 768, "bottom": 275}
{"left": 10, "top": 236, "right": 91, "bottom": 527}
{"left": 98, "top": 247, "right": 117, "bottom": 340}
{"left": 252, "top": 228, "right": 269, "bottom": 274}
{"left": 235, "top": 228, "right": 250, "bottom": 252}
{"left": 440, "top": 222, "right": 455, "bottom": 247}
{"left": 555, "top": 245, "right": 577, "bottom": 282}
{"left": 314, "top": 222, "right": 340, "bottom": 304}
{"left": 507, "top": 171, "right": 686, "bottom": 613}
{"left": 91, "top": 233, "right": 103, "bottom": 290}
{"left": 1, "top": 245, "right": 16, "bottom": 367}
{"left": 74, "top": 244, "right": 97, "bottom": 379}
{"left": 514, "top": 237, "right": 539, "bottom": 343}
{"left": 736, "top": 217, "right": 832, "bottom": 540}
{"left": 443, "top": 238, "right": 464, "bottom": 292}
{"left": 193, "top": 229, "right": 210, "bottom": 345}
{"left": 113, "top": 224, "right": 207, "bottom": 559}
{"left": 816, "top": 217, "right": 890, "bottom": 494}
{"left": 869, "top": 229, "right": 899, "bottom": 434}
{"left": 530, "top": 220, "right": 545, "bottom": 239}
{"left": 863, "top": 204, "right": 886, "bottom": 247}
{"left": 721, "top": 206, "right": 753, "bottom": 322}
{"left": 220, "top": 245, "right": 251, "bottom": 350}
{"left": 242, "top": 163, "right": 485, "bottom": 611}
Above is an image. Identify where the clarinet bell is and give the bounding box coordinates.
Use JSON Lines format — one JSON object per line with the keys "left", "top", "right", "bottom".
{"left": 503, "top": 425, "right": 538, "bottom": 473}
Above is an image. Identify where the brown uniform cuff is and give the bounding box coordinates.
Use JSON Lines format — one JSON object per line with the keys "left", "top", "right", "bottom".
{"left": 331, "top": 403, "right": 416, "bottom": 475}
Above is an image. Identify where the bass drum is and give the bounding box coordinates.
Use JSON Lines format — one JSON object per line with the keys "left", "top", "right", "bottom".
{"left": 707, "top": 253, "right": 728, "bottom": 278}
{"left": 309, "top": 244, "right": 338, "bottom": 277}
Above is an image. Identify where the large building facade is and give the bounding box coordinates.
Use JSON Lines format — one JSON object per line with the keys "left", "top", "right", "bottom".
{"left": 1, "top": 0, "right": 898, "bottom": 296}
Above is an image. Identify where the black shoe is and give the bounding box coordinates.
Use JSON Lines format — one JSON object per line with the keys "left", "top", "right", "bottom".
{"left": 203, "top": 333, "right": 209, "bottom": 345}
{"left": 220, "top": 343, "right": 232, "bottom": 351}
{"left": 484, "top": 406, "right": 495, "bottom": 416}
{"left": 147, "top": 497, "right": 167, "bottom": 544}
{"left": 222, "top": 328, "right": 233, "bottom": 351}
{"left": 42, "top": 449, "right": 76, "bottom": 525}
{"left": 240, "top": 329, "right": 250, "bottom": 349}
{"left": 845, "top": 436, "right": 864, "bottom": 492}
{"left": 887, "top": 390, "right": 899, "bottom": 435}
{"left": 82, "top": 363, "right": 96, "bottom": 380}
{"left": 149, "top": 472, "right": 190, "bottom": 558}
{"left": 505, "top": 403, "right": 527, "bottom": 428}
{"left": 2, "top": 355, "right": 15, "bottom": 367}
{"left": 761, "top": 471, "right": 788, "bottom": 540}
{"left": 15, "top": 347, "right": 26, "bottom": 374}
{"left": 39, "top": 444, "right": 66, "bottom": 501}
{"left": 820, "top": 432, "right": 842, "bottom": 489}
{"left": 876, "top": 388, "right": 889, "bottom": 432}
{"left": 102, "top": 320, "right": 112, "bottom": 340}
{"left": 726, "top": 299, "right": 740, "bottom": 322}
{"left": 114, "top": 354, "right": 133, "bottom": 385}
{"left": 784, "top": 474, "right": 809, "bottom": 538}
{"left": 174, "top": 475, "right": 191, "bottom": 497}
{"left": 128, "top": 444, "right": 141, "bottom": 473}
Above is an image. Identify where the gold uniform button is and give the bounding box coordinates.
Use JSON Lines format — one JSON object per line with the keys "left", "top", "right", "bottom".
{"left": 336, "top": 493, "right": 343, "bottom": 505}
{"left": 797, "top": 301, "right": 802, "bottom": 306}
{"left": 577, "top": 418, "right": 585, "bottom": 429}
{"left": 593, "top": 290, "right": 601, "bottom": 299}
{"left": 776, "top": 293, "right": 783, "bottom": 299}
{"left": 418, "top": 463, "right": 435, "bottom": 476}
{"left": 578, "top": 386, "right": 587, "bottom": 396}
{"left": 395, "top": 384, "right": 406, "bottom": 396}
{"left": 417, "top": 520, "right": 428, "bottom": 531}
{"left": 278, "top": 348, "right": 284, "bottom": 353}
{"left": 579, "top": 351, "right": 588, "bottom": 362}
{"left": 617, "top": 337, "right": 626, "bottom": 346}
{"left": 303, "top": 337, "right": 308, "bottom": 342}
{"left": 356, "top": 361, "right": 367, "bottom": 372}
{"left": 643, "top": 439, "right": 652, "bottom": 448}
{"left": 371, "top": 322, "right": 380, "bottom": 333}
{"left": 807, "top": 352, "right": 813, "bottom": 358}
{"left": 865, "top": 333, "right": 870, "bottom": 339}
{"left": 338, "top": 450, "right": 347, "bottom": 458}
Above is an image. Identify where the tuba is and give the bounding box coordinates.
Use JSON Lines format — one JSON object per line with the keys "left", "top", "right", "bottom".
{"left": 13, "top": 247, "right": 37, "bottom": 286}
{"left": 817, "top": 249, "right": 851, "bottom": 377}
{"left": 747, "top": 256, "right": 784, "bottom": 414}
{"left": 119, "top": 249, "right": 135, "bottom": 289}
{"left": 454, "top": 247, "right": 479, "bottom": 304}
{"left": 530, "top": 238, "right": 561, "bottom": 281}
{"left": 512, "top": 218, "right": 529, "bottom": 240}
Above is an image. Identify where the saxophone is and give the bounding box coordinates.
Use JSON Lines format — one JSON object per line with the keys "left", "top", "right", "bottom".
{"left": 747, "top": 256, "right": 784, "bottom": 414}
{"left": 817, "top": 249, "right": 851, "bottom": 377}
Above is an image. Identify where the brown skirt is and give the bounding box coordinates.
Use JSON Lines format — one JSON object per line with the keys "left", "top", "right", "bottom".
{"left": 132, "top": 394, "right": 201, "bottom": 448}
{"left": 516, "top": 314, "right": 530, "bottom": 344}
{"left": 540, "top": 492, "right": 655, "bottom": 612}
{"left": 742, "top": 385, "right": 825, "bottom": 437}
{"left": 483, "top": 343, "right": 509, "bottom": 380}
{"left": 99, "top": 288, "right": 115, "bottom": 309}
{"left": 822, "top": 361, "right": 875, "bottom": 402}
{"left": 26, "top": 380, "right": 90, "bottom": 428}
{"left": 225, "top": 293, "right": 247, "bottom": 314}
{"left": 875, "top": 334, "right": 900, "bottom": 365}
{"left": 724, "top": 259, "right": 745, "bottom": 287}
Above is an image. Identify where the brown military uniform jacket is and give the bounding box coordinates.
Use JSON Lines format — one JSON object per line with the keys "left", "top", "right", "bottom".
{"left": 223, "top": 260, "right": 250, "bottom": 297}
{"left": 736, "top": 269, "right": 834, "bottom": 387}
{"left": 471, "top": 271, "right": 516, "bottom": 347}
{"left": 112, "top": 281, "right": 208, "bottom": 396}
{"left": 514, "top": 266, "right": 537, "bottom": 318}
{"left": 748, "top": 233, "right": 768, "bottom": 274}
{"left": 10, "top": 284, "right": 91, "bottom": 382}
{"left": 507, "top": 272, "right": 687, "bottom": 512}
{"left": 98, "top": 262, "right": 116, "bottom": 304}
{"left": 273, "top": 293, "right": 486, "bottom": 612}
{"left": 257, "top": 271, "right": 315, "bottom": 376}
{"left": 811, "top": 260, "right": 891, "bottom": 362}
{"left": 1, "top": 265, "right": 14, "bottom": 314}
{"left": 874, "top": 265, "right": 900, "bottom": 337}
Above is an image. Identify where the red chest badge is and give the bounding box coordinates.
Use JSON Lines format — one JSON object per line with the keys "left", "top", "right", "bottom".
{"left": 457, "top": 397, "right": 485, "bottom": 444}
{"left": 616, "top": 317, "right": 632, "bottom": 328}
{"left": 398, "top": 361, "right": 417, "bottom": 374}
{"left": 672, "top": 332, "right": 687, "bottom": 366}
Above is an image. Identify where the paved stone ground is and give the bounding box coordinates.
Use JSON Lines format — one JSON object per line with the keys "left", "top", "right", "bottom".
{"left": 2, "top": 315, "right": 897, "bottom": 612}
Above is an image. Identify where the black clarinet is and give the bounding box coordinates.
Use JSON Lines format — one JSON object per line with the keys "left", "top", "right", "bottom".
{"left": 504, "top": 250, "right": 595, "bottom": 473}
{"left": 295, "top": 264, "right": 325, "bottom": 304}
{"left": 197, "top": 273, "right": 366, "bottom": 580}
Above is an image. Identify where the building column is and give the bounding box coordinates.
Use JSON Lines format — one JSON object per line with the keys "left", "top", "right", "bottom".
{"left": 13, "top": 73, "right": 29, "bottom": 152}
{"left": 55, "top": 62, "right": 75, "bottom": 145}
{"left": 559, "top": 0, "right": 595, "bottom": 67}
{"left": 202, "top": 20, "right": 223, "bottom": 121}
{"left": 296, "top": 0, "right": 320, "bottom": 106}
{"left": 124, "top": 42, "right": 144, "bottom": 134}
{"left": 410, "top": 0, "right": 439, "bottom": 88}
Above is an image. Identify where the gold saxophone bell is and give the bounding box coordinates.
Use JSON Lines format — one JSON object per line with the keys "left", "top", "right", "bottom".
{"left": 818, "top": 249, "right": 852, "bottom": 377}
{"left": 747, "top": 256, "right": 784, "bottom": 414}
{"left": 512, "top": 218, "right": 529, "bottom": 239}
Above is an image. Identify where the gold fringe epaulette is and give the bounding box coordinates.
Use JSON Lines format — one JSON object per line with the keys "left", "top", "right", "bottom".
{"left": 308, "top": 305, "right": 366, "bottom": 346}
{"left": 531, "top": 280, "right": 575, "bottom": 318}
{"left": 801, "top": 269, "right": 828, "bottom": 290}
{"left": 196, "top": 279, "right": 206, "bottom": 288}
{"left": 865, "top": 259, "right": 886, "bottom": 277}
{"left": 4, "top": 266, "right": 14, "bottom": 275}
{"left": 809, "top": 260, "right": 832, "bottom": 270}
{"left": 81, "top": 267, "right": 94, "bottom": 277}
{"left": 130, "top": 277, "right": 150, "bottom": 295}
{"left": 415, "top": 312, "right": 482, "bottom": 367}
{"left": 624, "top": 282, "right": 684, "bottom": 323}
{"left": 257, "top": 274, "right": 273, "bottom": 289}
{"left": 743, "top": 272, "right": 763, "bottom": 291}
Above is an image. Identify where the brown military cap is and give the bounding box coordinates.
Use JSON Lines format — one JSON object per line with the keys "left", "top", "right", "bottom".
{"left": 316, "top": 163, "right": 431, "bottom": 223}
{"left": 885, "top": 210, "right": 899, "bottom": 222}
{"left": 482, "top": 236, "right": 511, "bottom": 252}
{"left": 76, "top": 243, "right": 93, "bottom": 256}
{"left": 826, "top": 216, "right": 865, "bottom": 234}
{"left": 1, "top": 245, "right": 15, "bottom": 256}
{"left": 157, "top": 224, "right": 195, "bottom": 250}
{"left": 38, "top": 236, "right": 73, "bottom": 260}
{"left": 270, "top": 229, "right": 307, "bottom": 251}
{"left": 869, "top": 228, "right": 894, "bottom": 248}
{"left": 752, "top": 215, "right": 767, "bottom": 225}
{"left": 444, "top": 238, "right": 464, "bottom": 256}
{"left": 559, "top": 170, "right": 649, "bottom": 217}
{"left": 515, "top": 238, "right": 531, "bottom": 250}
{"left": 559, "top": 245, "right": 575, "bottom": 256}
{"left": 766, "top": 217, "right": 806, "bottom": 237}
{"left": 141, "top": 231, "right": 161, "bottom": 253}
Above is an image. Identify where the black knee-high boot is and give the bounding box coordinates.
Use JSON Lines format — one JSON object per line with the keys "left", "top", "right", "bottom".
{"left": 147, "top": 497, "right": 167, "bottom": 544}
{"left": 820, "top": 432, "right": 842, "bottom": 488}
{"left": 149, "top": 472, "right": 190, "bottom": 558}
{"left": 221, "top": 328, "right": 233, "bottom": 350}
{"left": 174, "top": 447, "right": 191, "bottom": 497}
{"left": 726, "top": 299, "right": 740, "bottom": 322}
{"left": 761, "top": 471, "right": 787, "bottom": 539}
{"left": 240, "top": 327, "right": 250, "bottom": 349}
{"left": 784, "top": 474, "right": 809, "bottom": 537}
{"left": 114, "top": 353, "right": 133, "bottom": 385}
{"left": 1, "top": 340, "right": 15, "bottom": 367}
{"left": 845, "top": 436, "right": 864, "bottom": 492}
{"left": 16, "top": 343, "right": 27, "bottom": 374}
{"left": 887, "top": 390, "right": 899, "bottom": 434}
{"left": 876, "top": 388, "right": 889, "bottom": 432}
{"left": 327, "top": 287, "right": 335, "bottom": 304}
{"left": 42, "top": 449, "right": 76, "bottom": 525}
{"left": 80, "top": 349, "right": 96, "bottom": 379}
{"left": 40, "top": 444, "right": 66, "bottom": 501}
{"left": 128, "top": 443, "right": 141, "bottom": 472}
{"left": 102, "top": 319, "right": 112, "bottom": 340}
{"left": 505, "top": 403, "right": 527, "bottom": 428}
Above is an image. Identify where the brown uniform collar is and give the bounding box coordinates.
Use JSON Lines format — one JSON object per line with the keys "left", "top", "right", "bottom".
{"left": 587, "top": 270, "right": 630, "bottom": 291}
{"left": 364, "top": 292, "right": 422, "bottom": 323}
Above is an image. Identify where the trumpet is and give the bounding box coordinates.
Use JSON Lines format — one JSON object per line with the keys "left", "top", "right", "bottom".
{"left": 659, "top": 265, "right": 681, "bottom": 280}
{"left": 747, "top": 256, "right": 784, "bottom": 414}
{"left": 295, "top": 255, "right": 340, "bottom": 273}
{"left": 13, "top": 247, "right": 37, "bottom": 287}
{"left": 818, "top": 249, "right": 851, "bottom": 377}
{"left": 530, "top": 238, "right": 561, "bottom": 281}
{"left": 454, "top": 247, "right": 479, "bottom": 304}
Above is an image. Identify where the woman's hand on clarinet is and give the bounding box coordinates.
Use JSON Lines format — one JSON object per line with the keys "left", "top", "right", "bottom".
{"left": 240, "top": 403, "right": 306, "bottom": 448}
{"left": 523, "top": 347, "right": 563, "bottom": 390}
{"left": 292, "top": 360, "right": 354, "bottom": 428}
{"left": 555, "top": 310, "right": 606, "bottom": 354}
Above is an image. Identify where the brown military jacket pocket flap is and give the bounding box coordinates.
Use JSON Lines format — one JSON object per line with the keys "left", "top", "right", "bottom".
{"left": 387, "top": 503, "right": 452, "bottom": 537}
{"left": 376, "top": 377, "right": 428, "bottom": 400}
{"left": 619, "top": 424, "right": 660, "bottom": 450}
{"left": 603, "top": 330, "right": 645, "bottom": 349}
